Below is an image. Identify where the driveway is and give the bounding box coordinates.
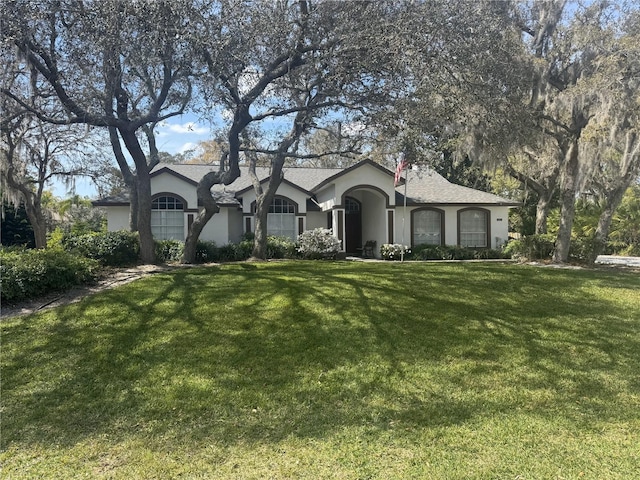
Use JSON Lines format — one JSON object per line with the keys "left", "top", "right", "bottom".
{"left": 595, "top": 255, "right": 640, "bottom": 267}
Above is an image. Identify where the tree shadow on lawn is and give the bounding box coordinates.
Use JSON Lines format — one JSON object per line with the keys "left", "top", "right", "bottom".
{"left": 2, "top": 262, "right": 639, "bottom": 451}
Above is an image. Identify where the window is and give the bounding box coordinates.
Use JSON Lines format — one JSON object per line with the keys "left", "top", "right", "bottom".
{"left": 151, "top": 196, "right": 184, "bottom": 241}
{"left": 345, "top": 197, "right": 360, "bottom": 213}
{"left": 459, "top": 208, "right": 489, "bottom": 247}
{"left": 413, "top": 209, "right": 443, "bottom": 246}
{"left": 266, "top": 197, "right": 296, "bottom": 240}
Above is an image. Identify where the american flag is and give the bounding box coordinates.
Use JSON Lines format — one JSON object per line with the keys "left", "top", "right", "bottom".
{"left": 394, "top": 155, "right": 408, "bottom": 187}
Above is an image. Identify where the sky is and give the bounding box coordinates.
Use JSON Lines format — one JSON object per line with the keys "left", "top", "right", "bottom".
{"left": 50, "top": 116, "right": 213, "bottom": 199}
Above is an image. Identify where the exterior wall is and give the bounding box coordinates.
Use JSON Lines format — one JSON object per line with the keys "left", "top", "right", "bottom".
{"left": 240, "top": 182, "right": 309, "bottom": 214}
{"left": 151, "top": 173, "right": 198, "bottom": 209}
{"left": 306, "top": 211, "right": 328, "bottom": 231}
{"left": 103, "top": 166, "right": 512, "bottom": 251}
{"left": 320, "top": 163, "right": 396, "bottom": 208}
{"left": 227, "top": 207, "right": 244, "bottom": 244}
{"left": 200, "top": 208, "right": 231, "bottom": 245}
{"left": 396, "top": 205, "right": 512, "bottom": 249}
{"left": 106, "top": 206, "right": 130, "bottom": 232}
{"left": 490, "top": 206, "right": 510, "bottom": 247}
{"left": 315, "top": 184, "right": 336, "bottom": 210}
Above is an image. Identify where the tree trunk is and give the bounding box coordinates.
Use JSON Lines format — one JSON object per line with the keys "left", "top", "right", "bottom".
{"left": 182, "top": 171, "right": 222, "bottom": 264}
{"left": 23, "top": 201, "right": 47, "bottom": 249}
{"left": 109, "top": 127, "right": 139, "bottom": 232}
{"left": 180, "top": 107, "right": 245, "bottom": 263}
{"left": 119, "top": 129, "right": 155, "bottom": 264}
{"left": 135, "top": 169, "right": 155, "bottom": 264}
{"left": 504, "top": 163, "right": 557, "bottom": 235}
{"left": 128, "top": 181, "right": 139, "bottom": 232}
{"left": 535, "top": 193, "right": 553, "bottom": 234}
{"left": 252, "top": 194, "right": 272, "bottom": 259}
{"left": 251, "top": 158, "right": 286, "bottom": 260}
{"left": 589, "top": 140, "right": 640, "bottom": 263}
{"left": 553, "top": 140, "right": 580, "bottom": 263}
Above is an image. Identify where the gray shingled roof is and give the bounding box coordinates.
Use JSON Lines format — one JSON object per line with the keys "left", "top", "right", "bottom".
{"left": 93, "top": 161, "right": 518, "bottom": 207}
{"left": 400, "top": 169, "right": 518, "bottom": 205}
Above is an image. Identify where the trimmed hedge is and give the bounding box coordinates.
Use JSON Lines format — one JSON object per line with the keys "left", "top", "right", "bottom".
{"left": 1, "top": 248, "right": 99, "bottom": 305}
{"left": 154, "top": 236, "right": 297, "bottom": 264}
{"left": 408, "top": 244, "right": 510, "bottom": 261}
{"left": 61, "top": 230, "right": 140, "bottom": 266}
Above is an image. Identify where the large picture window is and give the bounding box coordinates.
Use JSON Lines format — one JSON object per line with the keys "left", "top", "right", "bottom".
{"left": 266, "top": 197, "right": 296, "bottom": 240}
{"left": 412, "top": 208, "right": 443, "bottom": 246}
{"left": 458, "top": 208, "right": 489, "bottom": 248}
{"left": 151, "top": 195, "right": 185, "bottom": 241}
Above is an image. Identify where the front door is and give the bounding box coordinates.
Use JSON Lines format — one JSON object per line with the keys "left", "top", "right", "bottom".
{"left": 345, "top": 197, "right": 362, "bottom": 255}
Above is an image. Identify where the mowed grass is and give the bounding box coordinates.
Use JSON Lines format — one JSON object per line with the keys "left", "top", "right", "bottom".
{"left": 1, "top": 262, "right": 639, "bottom": 479}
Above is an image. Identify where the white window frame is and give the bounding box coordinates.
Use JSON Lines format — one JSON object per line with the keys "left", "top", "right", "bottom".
{"left": 458, "top": 208, "right": 489, "bottom": 248}
{"left": 412, "top": 208, "right": 443, "bottom": 246}
{"left": 266, "top": 197, "right": 297, "bottom": 240}
{"left": 151, "top": 196, "right": 185, "bottom": 241}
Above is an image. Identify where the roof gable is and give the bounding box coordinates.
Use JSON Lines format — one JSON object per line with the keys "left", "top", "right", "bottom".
{"left": 312, "top": 159, "right": 396, "bottom": 192}
{"left": 149, "top": 165, "right": 199, "bottom": 186}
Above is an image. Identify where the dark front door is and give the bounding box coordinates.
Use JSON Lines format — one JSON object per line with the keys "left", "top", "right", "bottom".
{"left": 345, "top": 197, "right": 362, "bottom": 255}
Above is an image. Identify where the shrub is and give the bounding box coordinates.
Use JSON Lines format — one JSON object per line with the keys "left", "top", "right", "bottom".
{"left": 62, "top": 230, "right": 140, "bottom": 266}
{"left": 408, "top": 244, "right": 509, "bottom": 261}
{"left": 503, "top": 234, "right": 555, "bottom": 261}
{"left": 155, "top": 239, "right": 185, "bottom": 263}
{"left": 1, "top": 248, "right": 99, "bottom": 304}
{"left": 267, "top": 235, "right": 298, "bottom": 259}
{"left": 195, "top": 241, "right": 219, "bottom": 263}
{"left": 568, "top": 235, "right": 597, "bottom": 263}
{"left": 208, "top": 242, "right": 250, "bottom": 262}
{"left": 380, "top": 243, "right": 410, "bottom": 260}
{"left": 297, "top": 228, "right": 341, "bottom": 259}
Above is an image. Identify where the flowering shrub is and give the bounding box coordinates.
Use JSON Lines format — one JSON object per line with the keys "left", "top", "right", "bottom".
{"left": 297, "top": 228, "right": 341, "bottom": 259}
{"left": 380, "top": 243, "right": 410, "bottom": 260}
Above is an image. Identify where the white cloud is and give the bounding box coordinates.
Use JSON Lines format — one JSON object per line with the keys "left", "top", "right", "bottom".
{"left": 178, "top": 142, "right": 197, "bottom": 154}
{"left": 166, "top": 122, "right": 209, "bottom": 135}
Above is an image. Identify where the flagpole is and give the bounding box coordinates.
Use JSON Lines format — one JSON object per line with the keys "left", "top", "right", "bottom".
{"left": 401, "top": 166, "right": 408, "bottom": 262}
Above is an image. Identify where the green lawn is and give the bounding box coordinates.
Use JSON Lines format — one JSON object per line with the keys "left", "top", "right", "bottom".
{"left": 2, "top": 262, "right": 639, "bottom": 479}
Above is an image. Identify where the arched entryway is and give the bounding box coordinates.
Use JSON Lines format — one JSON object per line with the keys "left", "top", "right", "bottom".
{"left": 340, "top": 186, "right": 390, "bottom": 257}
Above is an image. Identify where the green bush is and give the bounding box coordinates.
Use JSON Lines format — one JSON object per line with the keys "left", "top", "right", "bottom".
{"left": 409, "top": 244, "right": 509, "bottom": 261}
{"left": 213, "top": 244, "right": 241, "bottom": 262}
{"left": 503, "top": 234, "right": 555, "bottom": 261}
{"left": 155, "top": 239, "right": 185, "bottom": 263}
{"left": 62, "top": 230, "right": 139, "bottom": 266}
{"left": 195, "top": 241, "right": 218, "bottom": 263}
{"left": 618, "top": 243, "right": 640, "bottom": 256}
{"left": 1, "top": 248, "right": 99, "bottom": 304}
{"left": 568, "top": 235, "right": 597, "bottom": 263}
{"left": 267, "top": 235, "right": 298, "bottom": 259}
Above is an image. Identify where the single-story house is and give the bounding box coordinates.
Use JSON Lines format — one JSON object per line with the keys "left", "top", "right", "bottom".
{"left": 93, "top": 159, "right": 519, "bottom": 257}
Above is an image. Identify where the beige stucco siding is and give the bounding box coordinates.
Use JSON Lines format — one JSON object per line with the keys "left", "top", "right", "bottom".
{"left": 151, "top": 172, "right": 198, "bottom": 209}
{"left": 106, "top": 206, "right": 130, "bottom": 232}
{"left": 356, "top": 190, "right": 387, "bottom": 251}
{"left": 227, "top": 207, "right": 244, "bottom": 243}
{"left": 199, "top": 208, "right": 230, "bottom": 245}
{"left": 396, "top": 205, "right": 511, "bottom": 249}
{"left": 318, "top": 163, "right": 396, "bottom": 207}
{"left": 315, "top": 184, "right": 336, "bottom": 210}
{"left": 306, "top": 211, "right": 328, "bottom": 231}
{"left": 239, "top": 182, "right": 309, "bottom": 214}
